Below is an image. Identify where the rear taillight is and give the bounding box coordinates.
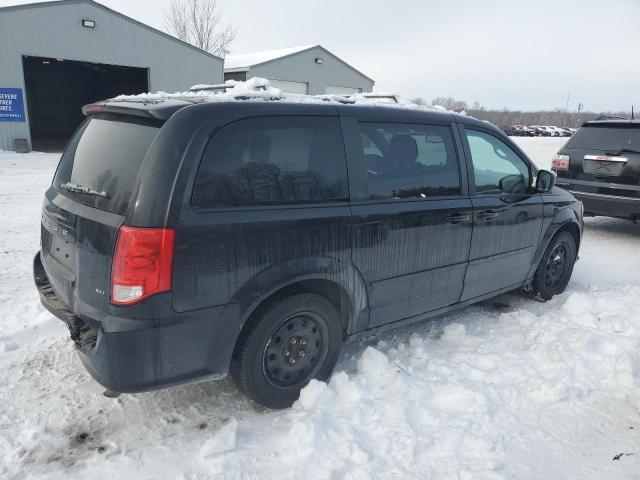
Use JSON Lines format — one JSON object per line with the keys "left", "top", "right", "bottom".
{"left": 552, "top": 154, "right": 570, "bottom": 171}
{"left": 111, "top": 226, "right": 175, "bottom": 305}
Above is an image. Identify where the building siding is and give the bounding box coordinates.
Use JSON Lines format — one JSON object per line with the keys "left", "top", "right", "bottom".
{"left": 247, "top": 47, "right": 374, "bottom": 96}
{"left": 0, "top": 1, "right": 223, "bottom": 151}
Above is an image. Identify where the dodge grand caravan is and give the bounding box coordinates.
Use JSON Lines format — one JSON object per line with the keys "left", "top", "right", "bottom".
{"left": 34, "top": 93, "right": 583, "bottom": 408}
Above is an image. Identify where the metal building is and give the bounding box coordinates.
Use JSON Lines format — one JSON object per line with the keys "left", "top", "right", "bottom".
{"left": 0, "top": 0, "right": 223, "bottom": 152}
{"left": 224, "top": 45, "right": 374, "bottom": 96}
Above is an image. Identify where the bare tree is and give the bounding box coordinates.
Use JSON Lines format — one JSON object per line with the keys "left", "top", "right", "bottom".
{"left": 410, "top": 97, "right": 428, "bottom": 106}
{"left": 431, "top": 96, "right": 467, "bottom": 112}
{"left": 165, "top": 0, "right": 236, "bottom": 57}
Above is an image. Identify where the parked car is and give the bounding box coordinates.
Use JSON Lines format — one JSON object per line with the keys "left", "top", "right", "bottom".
{"left": 531, "top": 125, "right": 551, "bottom": 136}
{"left": 552, "top": 118, "right": 640, "bottom": 220}
{"left": 502, "top": 125, "right": 524, "bottom": 136}
{"left": 34, "top": 95, "right": 583, "bottom": 408}
{"left": 514, "top": 125, "right": 536, "bottom": 136}
{"left": 549, "top": 126, "right": 571, "bottom": 137}
{"left": 502, "top": 125, "right": 534, "bottom": 137}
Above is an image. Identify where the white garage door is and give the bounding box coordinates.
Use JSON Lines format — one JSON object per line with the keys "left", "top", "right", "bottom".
{"left": 325, "top": 85, "right": 362, "bottom": 95}
{"left": 267, "top": 79, "right": 308, "bottom": 94}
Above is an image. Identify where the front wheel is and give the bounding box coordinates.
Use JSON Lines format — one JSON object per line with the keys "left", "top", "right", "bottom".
{"left": 532, "top": 231, "right": 577, "bottom": 300}
{"left": 231, "top": 293, "right": 343, "bottom": 409}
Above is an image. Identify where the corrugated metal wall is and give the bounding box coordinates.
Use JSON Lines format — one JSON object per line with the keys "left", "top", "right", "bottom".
{"left": 249, "top": 47, "right": 374, "bottom": 96}
{"left": 0, "top": 1, "right": 223, "bottom": 151}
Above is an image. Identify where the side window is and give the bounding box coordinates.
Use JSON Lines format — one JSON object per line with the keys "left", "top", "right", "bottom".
{"left": 465, "top": 129, "right": 531, "bottom": 194}
{"left": 192, "top": 116, "right": 348, "bottom": 208}
{"left": 358, "top": 123, "right": 461, "bottom": 200}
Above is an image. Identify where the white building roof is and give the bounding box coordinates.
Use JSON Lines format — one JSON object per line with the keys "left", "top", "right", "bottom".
{"left": 224, "top": 45, "right": 318, "bottom": 71}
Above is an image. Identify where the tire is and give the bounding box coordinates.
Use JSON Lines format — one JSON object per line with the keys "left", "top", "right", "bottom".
{"left": 231, "top": 293, "right": 343, "bottom": 409}
{"left": 532, "top": 231, "right": 577, "bottom": 301}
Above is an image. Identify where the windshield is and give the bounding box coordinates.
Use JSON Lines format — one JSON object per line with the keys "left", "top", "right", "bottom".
{"left": 566, "top": 126, "right": 640, "bottom": 152}
{"left": 53, "top": 115, "right": 161, "bottom": 214}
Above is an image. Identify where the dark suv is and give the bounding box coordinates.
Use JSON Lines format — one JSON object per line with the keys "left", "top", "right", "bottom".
{"left": 552, "top": 119, "right": 640, "bottom": 220}
{"left": 34, "top": 97, "right": 583, "bottom": 408}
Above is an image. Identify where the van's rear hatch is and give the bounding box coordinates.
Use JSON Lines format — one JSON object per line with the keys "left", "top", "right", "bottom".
{"left": 555, "top": 122, "right": 640, "bottom": 198}
{"left": 41, "top": 113, "right": 162, "bottom": 312}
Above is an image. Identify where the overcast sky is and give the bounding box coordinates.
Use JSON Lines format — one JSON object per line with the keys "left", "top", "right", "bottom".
{"left": 2, "top": 0, "right": 639, "bottom": 112}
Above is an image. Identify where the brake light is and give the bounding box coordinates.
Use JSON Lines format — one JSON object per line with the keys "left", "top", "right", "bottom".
{"left": 552, "top": 154, "right": 570, "bottom": 171}
{"left": 111, "top": 226, "right": 175, "bottom": 305}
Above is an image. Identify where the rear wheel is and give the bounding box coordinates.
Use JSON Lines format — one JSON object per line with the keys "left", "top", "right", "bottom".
{"left": 231, "top": 293, "right": 343, "bottom": 409}
{"left": 532, "top": 231, "right": 577, "bottom": 300}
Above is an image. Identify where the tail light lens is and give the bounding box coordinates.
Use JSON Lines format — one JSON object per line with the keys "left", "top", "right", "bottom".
{"left": 111, "top": 226, "right": 175, "bottom": 305}
{"left": 552, "top": 154, "right": 570, "bottom": 171}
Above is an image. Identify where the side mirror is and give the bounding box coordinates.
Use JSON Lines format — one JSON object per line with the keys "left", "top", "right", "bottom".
{"left": 535, "top": 170, "right": 555, "bottom": 192}
{"left": 499, "top": 174, "right": 526, "bottom": 194}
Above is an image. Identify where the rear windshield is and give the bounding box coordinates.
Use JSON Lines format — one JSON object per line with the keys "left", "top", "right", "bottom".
{"left": 53, "top": 115, "right": 161, "bottom": 214}
{"left": 566, "top": 125, "right": 640, "bottom": 152}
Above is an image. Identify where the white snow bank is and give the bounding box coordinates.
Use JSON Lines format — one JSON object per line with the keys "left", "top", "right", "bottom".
{"left": 192, "top": 286, "right": 640, "bottom": 479}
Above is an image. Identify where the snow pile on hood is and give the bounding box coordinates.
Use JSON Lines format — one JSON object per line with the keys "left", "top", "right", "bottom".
{"left": 113, "top": 77, "right": 458, "bottom": 114}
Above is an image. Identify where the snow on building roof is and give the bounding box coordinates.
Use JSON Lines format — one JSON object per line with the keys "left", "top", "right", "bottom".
{"left": 224, "top": 45, "right": 318, "bottom": 71}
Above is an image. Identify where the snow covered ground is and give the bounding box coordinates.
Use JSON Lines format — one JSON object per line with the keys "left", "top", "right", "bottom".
{"left": 1, "top": 138, "right": 639, "bottom": 479}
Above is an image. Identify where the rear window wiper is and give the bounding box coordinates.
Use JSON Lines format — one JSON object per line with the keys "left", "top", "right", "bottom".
{"left": 60, "top": 182, "right": 109, "bottom": 198}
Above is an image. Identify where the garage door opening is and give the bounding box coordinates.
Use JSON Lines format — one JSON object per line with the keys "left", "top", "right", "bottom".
{"left": 22, "top": 55, "right": 148, "bottom": 151}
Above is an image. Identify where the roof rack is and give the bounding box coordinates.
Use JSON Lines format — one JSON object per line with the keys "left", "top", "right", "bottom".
{"left": 108, "top": 78, "right": 457, "bottom": 117}
{"left": 594, "top": 114, "right": 629, "bottom": 121}
{"left": 189, "top": 80, "right": 269, "bottom": 93}
{"left": 359, "top": 93, "right": 399, "bottom": 104}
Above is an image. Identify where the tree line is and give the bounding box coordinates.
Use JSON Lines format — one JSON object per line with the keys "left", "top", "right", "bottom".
{"left": 411, "top": 96, "right": 631, "bottom": 128}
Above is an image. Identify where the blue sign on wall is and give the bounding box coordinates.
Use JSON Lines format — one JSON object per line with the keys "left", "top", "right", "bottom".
{"left": 0, "top": 88, "right": 26, "bottom": 122}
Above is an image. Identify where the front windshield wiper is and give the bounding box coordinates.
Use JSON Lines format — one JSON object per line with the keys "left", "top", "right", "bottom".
{"left": 60, "top": 182, "right": 109, "bottom": 198}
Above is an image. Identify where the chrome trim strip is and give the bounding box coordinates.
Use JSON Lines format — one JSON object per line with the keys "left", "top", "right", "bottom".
{"left": 583, "top": 154, "right": 628, "bottom": 163}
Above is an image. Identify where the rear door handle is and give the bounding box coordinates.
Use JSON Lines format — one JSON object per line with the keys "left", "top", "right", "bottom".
{"left": 476, "top": 210, "right": 500, "bottom": 220}
{"left": 446, "top": 212, "right": 471, "bottom": 224}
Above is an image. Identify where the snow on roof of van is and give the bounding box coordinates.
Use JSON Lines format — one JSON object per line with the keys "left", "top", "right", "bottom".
{"left": 224, "top": 45, "right": 318, "bottom": 70}
{"left": 112, "top": 77, "right": 461, "bottom": 117}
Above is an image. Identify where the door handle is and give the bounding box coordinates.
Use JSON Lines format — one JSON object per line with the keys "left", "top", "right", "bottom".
{"left": 446, "top": 212, "right": 471, "bottom": 224}
{"left": 476, "top": 210, "right": 500, "bottom": 221}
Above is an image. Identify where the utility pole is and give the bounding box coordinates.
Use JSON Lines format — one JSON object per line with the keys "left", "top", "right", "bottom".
{"left": 577, "top": 103, "right": 583, "bottom": 127}
{"left": 562, "top": 92, "right": 571, "bottom": 127}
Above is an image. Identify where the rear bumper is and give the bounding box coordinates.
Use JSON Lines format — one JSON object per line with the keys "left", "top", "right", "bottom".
{"left": 34, "top": 251, "right": 244, "bottom": 393}
{"left": 568, "top": 190, "right": 640, "bottom": 219}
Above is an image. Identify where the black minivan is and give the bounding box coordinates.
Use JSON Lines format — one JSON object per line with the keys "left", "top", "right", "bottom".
{"left": 34, "top": 94, "right": 583, "bottom": 408}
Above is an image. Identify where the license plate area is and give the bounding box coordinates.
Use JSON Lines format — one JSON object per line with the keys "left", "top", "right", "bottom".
{"left": 42, "top": 210, "right": 77, "bottom": 271}
{"left": 583, "top": 155, "right": 627, "bottom": 177}
{"left": 50, "top": 234, "right": 75, "bottom": 266}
